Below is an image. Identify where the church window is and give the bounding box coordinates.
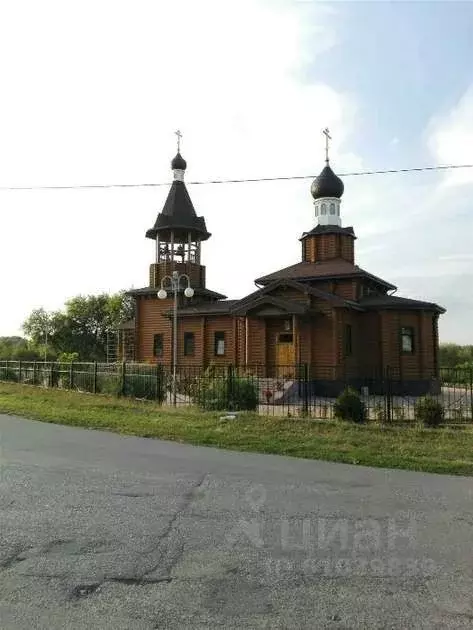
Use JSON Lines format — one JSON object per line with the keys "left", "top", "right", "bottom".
{"left": 153, "top": 334, "right": 164, "bottom": 357}
{"left": 184, "top": 332, "right": 195, "bottom": 356}
{"left": 214, "top": 331, "right": 225, "bottom": 356}
{"left": 401, "top": 327, "right": 415, "bottom": 354}
{"left": 321, "top": 203, "right": 327, "bottom": 215}
{"left": 330, "top": 203, "right": 335, "bottom": 214}
{"left": 344, "top": 324, "right": 353, "bottom": 356}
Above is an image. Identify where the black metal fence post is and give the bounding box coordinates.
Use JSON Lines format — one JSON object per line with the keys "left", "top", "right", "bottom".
{"left": 384, "top": 365, "right": 392, "bottom": 422}
{"left": 470, "top": 367, "right": 473, "bottom": 423}
{"left": 93, "top": 361, "right": 98, "bottom": 394}
{"left": 302, "top": 363, "right": 309, "bottom": 416}
{"left": 70, "top": 361, "right": 74, "bottom": 390}
{"left": 228, "top": 364, "right": 234, "bottom": 411}
{"left": 18, "top": 360, "right": 22, "bottom": 384}
{"left": 155, "top": 363, "right": 165, "bottom": 404}
{"left": 121, "top": 361, "right": 126, "bottom": 397}
{"left": 173, "top": 364, "right": 177, "bottom": 407}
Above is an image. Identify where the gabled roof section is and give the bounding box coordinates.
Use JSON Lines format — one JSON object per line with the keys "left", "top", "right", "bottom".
{"left": 127, "top": 286, "right": 227, "bottom": 300}
{"left": 167, "top": 299, "right": 239, "bottom": 317}
{"left": 145, "top": 181, "right": 211, "bottom": 241}
{"left": 232, "top": 278, "right": 364, "bottom": 314}
{"left": 359, "top": 294, "right": 446, "bottom": 314}
{"left": 255, "top": 259, "right": 396, "bottom": 291}
{"left": 300, "top": 225, "right": 356, "bottom": 240}
{"left": 232, "top": 294, "right": 309, "bottom": 317}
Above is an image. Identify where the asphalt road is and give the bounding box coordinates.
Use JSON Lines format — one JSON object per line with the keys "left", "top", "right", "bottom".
{"left": 1, "top": 415, "right": 473, "bottom": 629}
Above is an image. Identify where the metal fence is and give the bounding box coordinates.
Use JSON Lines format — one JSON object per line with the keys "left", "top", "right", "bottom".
{"left": 0, "top": 360, "right": 472, "bottom": 423}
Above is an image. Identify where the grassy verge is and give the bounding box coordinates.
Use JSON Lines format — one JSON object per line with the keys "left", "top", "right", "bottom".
{"left": 1, "top": 382, "right": 473, "bottom": 475}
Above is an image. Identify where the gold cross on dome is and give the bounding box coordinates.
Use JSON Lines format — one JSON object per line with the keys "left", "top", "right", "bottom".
{"left": 323, "top": 127, "right": 331, "bottom": 163}
{"left": 175, "top": 129, "right": 182, "bottom": 153}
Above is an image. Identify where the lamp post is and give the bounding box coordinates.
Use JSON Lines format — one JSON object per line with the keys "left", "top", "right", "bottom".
{"left": 158, "top": 270, "right": 194, "bottom": 405}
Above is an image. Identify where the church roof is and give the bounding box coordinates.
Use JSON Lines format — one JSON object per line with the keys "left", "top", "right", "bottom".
{"left": 232, "top": 278, "right": 364, "bottom": 315}
{"left": 300, "top": 225, "right": 356, "bottom": 240}
{"left": 359, "top": 294, "right": 446, "bottom": 313}
{"left": 255, "top": 259, "right": 396, "bottom": 290}
{"left": 311, "top": 164, "right": 344, "bottom": 200}
{"left": 126, "top": 286, "right": 226, "bottom": 300}
{"left": 172, "top": 299, "right": 240, "bottom": 317}
{"left": 171, "top": 152, "right": 187, "bottom": 170}
{"left": 145, "top": 180, "right": 210, "bottom": 241}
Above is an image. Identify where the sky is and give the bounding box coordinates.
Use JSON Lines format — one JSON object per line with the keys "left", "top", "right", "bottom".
{"left": 1, "top": 0, "right": 473, "bottom": 343}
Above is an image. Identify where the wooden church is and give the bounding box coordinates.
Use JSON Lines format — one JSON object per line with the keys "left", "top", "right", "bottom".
{"left": 126, "top": 133, "right": 445, "bottom": 395}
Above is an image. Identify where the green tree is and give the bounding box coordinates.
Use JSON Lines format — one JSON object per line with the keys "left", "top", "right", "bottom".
{"left": 22, "top": 292, "right": 134, "bottom": 361}
{"left": 0, "top": 336, "right": 42, "bottom": 360}
{"left": 22, "top": 308, "right": 54, "bottom": 346}
{"left": 439, "top": 343, "right": 473, "bottom": 368}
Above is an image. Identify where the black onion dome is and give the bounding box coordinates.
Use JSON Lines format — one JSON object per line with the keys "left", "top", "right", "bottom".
{"left": 171, "top": 152, "right": 187, "bottom": 170}
{"left": 311, "top": 164, "right": 344, "bottom": 200}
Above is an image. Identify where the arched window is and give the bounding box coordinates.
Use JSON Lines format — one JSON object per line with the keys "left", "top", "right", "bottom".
{"left": 321, "top": 203, "right": 327, "bottom": 215}
{"left": 330, "top": 203, "right": 335, "bottom": 214}
{"left": 315, "top": 206, "right": 319, "bottom": 216}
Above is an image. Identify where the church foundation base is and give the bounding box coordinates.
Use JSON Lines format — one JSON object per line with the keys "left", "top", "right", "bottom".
{"left": 300, "top": 378, "right": 441, "bottom": 399}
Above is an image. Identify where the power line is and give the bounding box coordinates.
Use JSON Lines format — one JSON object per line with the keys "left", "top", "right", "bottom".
{"left": 0, "top": 162, "right": 472, "bottom": 191}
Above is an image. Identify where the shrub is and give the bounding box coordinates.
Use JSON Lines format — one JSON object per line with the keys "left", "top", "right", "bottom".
{"left": 57, "top": 352, "right": 80, "bottom": 363}
{"left": 334, "top": 387, "right": 366, "bottom": 423}
{"left": 195, "top": 372, "right": 259, "bottom": 411}
{"left": 123, "top": 374, "right": 154, "bottom": 400}
{"left": 97, "top": 374, "right": 121, "bottom": 396}
{"left": 0, "top": 366, "right": 18, "bottom": 382}
{"left": 123, "top": 365, "right": 166, "bottom": 403}
{"left": 415, "top": 396, "right": 444, "bottom": 427}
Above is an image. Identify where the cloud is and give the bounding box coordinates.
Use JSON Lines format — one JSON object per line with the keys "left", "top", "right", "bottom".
{"left": 427, "top": 86, "right": 473, "bottom": 186}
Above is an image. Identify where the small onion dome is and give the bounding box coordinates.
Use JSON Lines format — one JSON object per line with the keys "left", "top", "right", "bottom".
{"left": 171, "top": 152, "right": 187, "bottom": 171}
{"left": 311, "top": 164, "right": 344, "bottom": 200}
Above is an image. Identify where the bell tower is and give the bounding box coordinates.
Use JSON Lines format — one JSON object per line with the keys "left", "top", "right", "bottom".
{"left": 145, "top": 131, "right": 211, "bottom": 290}
{"left": 301, "top": 128, "right": 355, "bottom": 264}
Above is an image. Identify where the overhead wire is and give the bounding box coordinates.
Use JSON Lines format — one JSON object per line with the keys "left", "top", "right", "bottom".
{"left": 0, "top": 163, "right": 472, "bottom": 191}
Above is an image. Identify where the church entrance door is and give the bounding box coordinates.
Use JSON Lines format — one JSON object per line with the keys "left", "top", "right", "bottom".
{"left": 276, "top": 332, "right": 295, "bottom": 377}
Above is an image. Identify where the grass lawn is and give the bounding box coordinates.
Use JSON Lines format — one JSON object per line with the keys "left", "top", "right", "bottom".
{"left": 1, "top": 382, "right": 473, "bottom": 476}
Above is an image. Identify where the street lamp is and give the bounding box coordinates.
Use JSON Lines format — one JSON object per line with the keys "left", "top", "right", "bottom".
{"left": 158, "top": 270, "right": 194, "bottom": 404}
